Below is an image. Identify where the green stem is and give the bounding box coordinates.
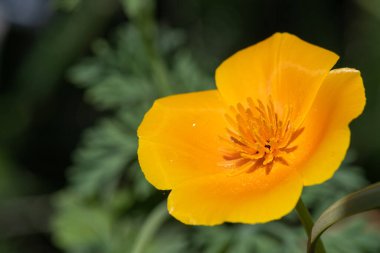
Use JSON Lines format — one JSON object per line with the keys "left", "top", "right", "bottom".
{"left": 140, "top": 19, "right": 173, "bottom": 97}
{"left": 121, "top": 0, "right": 173, "bottom": 97}
{"left": 131, "top": 201, "right": 168, "bottom": 253}
{"left": 295, "top": 199, "right": 326, "bottom": 253}
{"left": 145, "top": 41, "right": 173, "bottom": 97}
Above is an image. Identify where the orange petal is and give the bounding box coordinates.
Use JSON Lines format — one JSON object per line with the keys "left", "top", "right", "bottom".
{"left": 168, "top": 164, "right": 302, "bottom": 225}
{"left": 138, "top": 90, "right": 227, "bottom": 190}
{"left": 294, "top": 68, "right": 366, "bottom": 186}
{"left": 215, "top": 33, "right": 339, "bottom": 121}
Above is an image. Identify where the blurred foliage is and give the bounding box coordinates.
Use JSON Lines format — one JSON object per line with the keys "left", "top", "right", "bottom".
{"left": 348, "top": 0, "right": 380, "bottom": 175}
{"left": 1, "top": 0, "right": 380, "bottom": 253}
{"left": 0, "top": 0, "right": 118, "bottom": 144}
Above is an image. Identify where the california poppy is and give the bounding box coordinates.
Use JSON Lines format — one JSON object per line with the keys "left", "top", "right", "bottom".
{"left": 137, "top": 33, "right": 365, "bottom": 225}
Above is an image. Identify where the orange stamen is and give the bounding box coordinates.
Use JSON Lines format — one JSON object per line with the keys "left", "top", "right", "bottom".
{"left": 221, "top": 98, "right": 304, "bottom": 173}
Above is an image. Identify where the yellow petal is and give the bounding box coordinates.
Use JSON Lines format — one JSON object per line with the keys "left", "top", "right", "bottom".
{"left": 295, "top": 68, "right": 366, "bottom": 186}
{"left": 215, "top": 33, "right": 339, "bottom": 122}
{"left": 168, "top": 164, "right": 302, "bottom": 225}
{"left": 138, "top": 90, "right": 227, "bottom": 190}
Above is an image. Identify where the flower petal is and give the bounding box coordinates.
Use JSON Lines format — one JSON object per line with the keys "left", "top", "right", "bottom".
{"left": 138, "top": 90, "right": 227, "bottom": 190}
{"left": 168, "top": 164, "right": 302, "bottom": 225}
{"left": 295, "top": 68, "right": 366, "bottom": 186}
{"left": 215, "top": 33, "right": 339, "bottom": 121}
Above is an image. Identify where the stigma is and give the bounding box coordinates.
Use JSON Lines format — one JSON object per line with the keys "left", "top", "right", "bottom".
{"left": 221, "top": 97, "right": 304, "bottom": 174}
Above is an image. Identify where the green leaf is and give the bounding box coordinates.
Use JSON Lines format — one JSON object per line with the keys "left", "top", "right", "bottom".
{"left": 171, "top": 51, "right": 213, "bottom": 92}
{"left": 158, "top": 27, "right": 186, "bottom": 55}
{"left": 131, "top": 202, "right": 169, "bottom": 253}
{"left": 355, "top": 0, "right": 380, "bottom": 20}
{"left": 323, "top": 219, "right": 380, "bottom": 253}
{"left": 52, "top": 193, "right": 113, "bottom": 253}
{"left": 68, "top": 59, "right": 106, "bottom": 87}
{"left": 302, "top": 166, "right": 368, "bottom": 217}
{"left": 85, "top": 74, "right": 153, "bottom": 110}
{"left": 69, "top": 119, "right": 136, "bottom": 197}
{"left": 309, "top": 182, "right": 380, "bottom": 253}
{"left": 145, "top": 225, "right": 188, "bottom": 253}
{"left": 121, "top": 0, "right": 155, "bottom": 19}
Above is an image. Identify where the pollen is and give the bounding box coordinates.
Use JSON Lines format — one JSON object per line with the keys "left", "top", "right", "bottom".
{"left": 221, "top": 97, "right": 304, "bottom": 174}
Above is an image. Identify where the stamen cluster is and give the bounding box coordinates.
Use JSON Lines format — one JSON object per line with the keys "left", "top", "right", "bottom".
{"left": 222, "top": 98, "right": 304, "bottom": 173}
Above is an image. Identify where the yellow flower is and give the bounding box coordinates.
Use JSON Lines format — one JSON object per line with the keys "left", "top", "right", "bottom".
{"left": 137, "top": 33, "right": 366, "bottom": 225}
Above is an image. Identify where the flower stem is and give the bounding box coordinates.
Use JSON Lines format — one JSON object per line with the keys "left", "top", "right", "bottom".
{"left": 131, "top": 201, "right": 168, "bottom": 253}
{"left": 295, "top": 198, "right": 326, "bottom": 253}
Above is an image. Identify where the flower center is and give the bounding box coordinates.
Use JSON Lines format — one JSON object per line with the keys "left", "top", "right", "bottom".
{"left": 221, "top": 97, "right": 304, "bottom": 174}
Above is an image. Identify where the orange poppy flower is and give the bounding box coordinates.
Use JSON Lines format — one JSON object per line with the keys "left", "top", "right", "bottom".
{"left": 137, "top": 33, "right": 366, "bottom": 225}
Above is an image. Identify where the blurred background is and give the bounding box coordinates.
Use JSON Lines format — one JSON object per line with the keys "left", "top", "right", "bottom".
{"left": 0, "top": 0, "right": 379, "bottom": 252}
